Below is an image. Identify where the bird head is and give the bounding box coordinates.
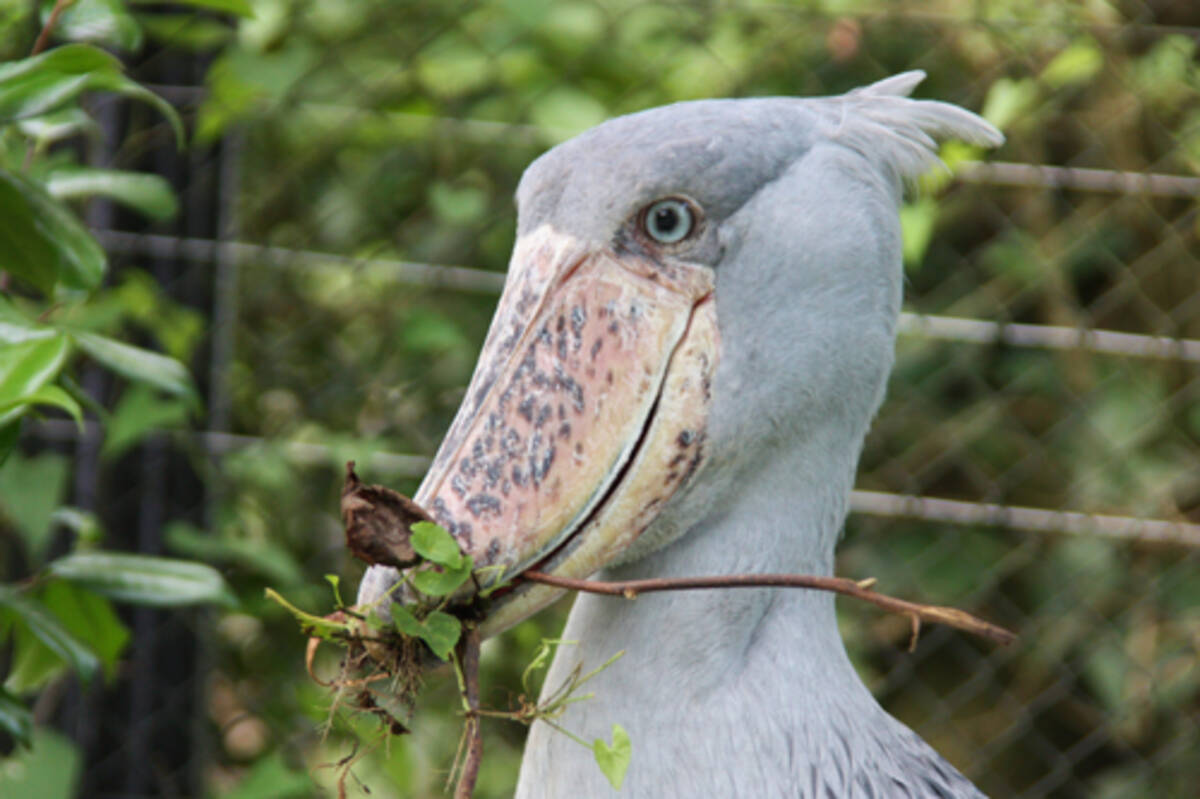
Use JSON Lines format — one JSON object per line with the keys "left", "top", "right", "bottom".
{"left": 357, "top": 72, "right": 1002, "bottom": 635}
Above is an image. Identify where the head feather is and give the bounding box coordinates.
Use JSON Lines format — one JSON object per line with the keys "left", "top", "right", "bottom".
{"left": 822, "top": 70, "right": 1003, "bottom": 185}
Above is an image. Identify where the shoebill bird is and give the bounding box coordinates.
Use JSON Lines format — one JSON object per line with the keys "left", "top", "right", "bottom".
{"left": 357, "top": 72, "right": 1003, "bottom": 797}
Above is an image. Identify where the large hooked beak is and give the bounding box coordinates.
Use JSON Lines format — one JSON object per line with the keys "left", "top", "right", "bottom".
{"left": 410, "top": 226, "right": 719, "bottom": 636}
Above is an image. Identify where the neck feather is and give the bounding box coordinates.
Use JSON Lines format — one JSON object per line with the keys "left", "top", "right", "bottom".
{"left": 515, "top": 431, "right": 984, "bottom": 798}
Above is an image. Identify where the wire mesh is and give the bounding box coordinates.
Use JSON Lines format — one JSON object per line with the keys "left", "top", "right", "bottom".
{"left": 19, "top": 2, "right": 1200, "bottom": 797}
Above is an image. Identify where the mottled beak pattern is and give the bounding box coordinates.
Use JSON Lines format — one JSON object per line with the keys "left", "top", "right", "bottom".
{"left": 410, "top": 226, "right": 719, "bottom": 635}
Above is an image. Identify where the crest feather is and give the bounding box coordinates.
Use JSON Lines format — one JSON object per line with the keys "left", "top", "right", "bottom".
{"left": 824, "top": 71, "right": 1003, "bottom": 184}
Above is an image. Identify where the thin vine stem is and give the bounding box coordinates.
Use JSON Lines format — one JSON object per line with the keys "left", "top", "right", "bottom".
{"left": 520, "top": 570, "right": 1016, "bottom": 647}
{"left": 451, "top": 626, "right": 483, "bottom": 799}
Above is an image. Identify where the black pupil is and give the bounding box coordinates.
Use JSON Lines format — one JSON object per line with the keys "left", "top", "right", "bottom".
{"left": 653, "top": 205, "right": 679, "bottom": 234}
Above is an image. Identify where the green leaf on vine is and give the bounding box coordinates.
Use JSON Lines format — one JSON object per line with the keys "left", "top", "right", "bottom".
{"left": 592, "top": 724, "right": 632, "bottom": 790}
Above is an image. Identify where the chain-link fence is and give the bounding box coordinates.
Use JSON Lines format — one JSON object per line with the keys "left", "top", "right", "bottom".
{"left": 18, "top": 1, "right": 1200, "bottom": 797}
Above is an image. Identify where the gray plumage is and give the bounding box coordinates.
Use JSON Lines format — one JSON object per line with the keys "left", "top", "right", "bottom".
{"left": 513, "top": 73, "right": 997, "bottom": 798}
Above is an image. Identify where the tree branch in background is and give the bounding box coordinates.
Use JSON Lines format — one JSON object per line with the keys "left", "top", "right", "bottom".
{"left": 521, "top": 570, "right": 1016, "bottom": 648}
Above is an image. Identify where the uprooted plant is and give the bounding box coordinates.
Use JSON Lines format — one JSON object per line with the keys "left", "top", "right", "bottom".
{"left": 267, "top": 462, "right": 1016, "bottom": 797}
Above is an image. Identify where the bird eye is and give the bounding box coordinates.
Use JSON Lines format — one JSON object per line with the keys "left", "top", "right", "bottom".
{"left": 642, "top": 198, "right": 695, "bottom": 244}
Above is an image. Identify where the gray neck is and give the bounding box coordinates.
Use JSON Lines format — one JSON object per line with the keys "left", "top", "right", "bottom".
{"left": 515, "top": 435, "right": 985, "bottom": 798}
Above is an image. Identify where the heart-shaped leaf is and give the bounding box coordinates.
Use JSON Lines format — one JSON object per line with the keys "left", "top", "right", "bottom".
{"left": 390, "top": 605, "right": 462, "bottom": 660}
{"left": 410, "top": 521, "right": 464, "bottom": 568}
{"left": 419, "top": 611, "right": 462, "bottom": 660}
{"left": 410, "top": 556, "right": 473, "bottom": 597}
{"left": 592, "top": 724, "right": 631, "bottom": 790}
{"left": 390, "top": 604, "right": 424, "bottom": 638}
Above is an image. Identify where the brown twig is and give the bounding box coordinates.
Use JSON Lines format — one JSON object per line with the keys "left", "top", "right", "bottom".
{"left": 22, "top": 0, "right": 73, "bottom": 172}
{"left": 453, "top": 626, "right": 483, "bottom": 799}
{"left": 30, "top": 0, "right": 71, "bottom": 57}
{"left": 521, "top": 570, "right": 1016, "bottom": 646}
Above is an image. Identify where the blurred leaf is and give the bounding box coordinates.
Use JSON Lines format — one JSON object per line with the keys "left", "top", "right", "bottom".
{"left": 195, "top": 53, "right": 261, "bottom": 141}
{"left": 1040, "top": 38, "right": 1102, "bottom": 89}
{"left": 102, "top": 384, "right": 190, "bottom": 459}
{"left": 899, "top": 197, "right": 937, "bottom": 270}
{"left": 3, "top": 44, "right": 120, "bottom": 78}
{"left": 74, "top": 331, "right": 199, "bottom": 403}
{"left": 1083, "top": 380, "right": 1164, "bottom": 451}
{"left": 102, "top": 270, "right": 206, "bottom": 362}
{"left": 196, "top": 44, "right": 317, "bottom": 142}
{"left": 84, "top": 70, "right": 184, "bottom": 146}
{"left": 155, "top": 305, "right": 206, "bottom": 363}
{"left": 17, "top": 107, "right": 99, "bottom": 145}
{"left": 981, "top": 229, "right": 1043, "bottom": 286}
{"left": 220, "top": 752, "right": 313, "bottom": 799}
{"left": 50, "top": 506, "right": 103, "bottom": 547}
{"left": 44, "top": 0, "right": 144, "bottom": 52}
{"left": 980, "top": 76, "right": 1038, "bottom": 132}
{"left": 239, "top": 0, "right": 294, "bottom": 51}
{"left": 0, "top": 450, "right": 70, "bottom": 563}
{"left": 0, "top": 383, "right": 83, "bottom": 428}
{"left": 45, "top": 167, "right": 178, "bottom": 221}
{"left": 0, "top": 168, "right": 106, "bottom": 293}
{"left": 410, "top": 521, "right": 464, "bottom": 568}
{"left": 0, "top": 314, "right": 60, "bottom": 345}
{"left": 939, "top": 140, "right": 980, "bottom": 174}
{"left": 917, "top": 140, "right": 979, "bottom": 195}
{"left": 0, "top": 44, "right": 122, "bottom": 122}
{"left": 0, "top": 327, "right": 70, "bottom": 419}
{"left": 46, "top": 552, "right": 236, "bottom": 607}
{"left": 1083, "top": 636, "right": 1127, "bottom": 713}
{"left": 0, "top": 726, "right": 81, "bottom": 797}
{"left": 137, "top": 12, "right": 235, "bottom": 51}
{"left": 0, "top": 422, "right": 18, "bottom": 468}
{"left": 415, "top": 34, "right": 490, "bottom": 98}
{"left": 530, "top": 87, "right": 608, "bottom": 141}
{"left": 38, "top": 580, "right": 130, "bottom": 681}
{"left": 167, "top": 521, "right": 306, "bottom": 586}
{"left": 0, "top": 43, "right": 182, "bottom": 144}
{"left": 130, "top": 0, "right": 255, "bottom": 17}
{"left": 0, "top": 686, "right": 32, "bottom": 747}
{"left": 1130, "top": 35, "right": 1198, "bottom": 107}
{"left": 592, "top": 724, "right": 631, "bottom": 790}
{"left": 3, "top": 615, "right": 67, "bottom": 693}
{"left": 402, "top": 308, "right": 470, "bottom": 354}
{"left": 428, "top": 181, "right": 488, "bottom": 226}
{"left": 0, "top": 585, "right": 100, "bottom": 686}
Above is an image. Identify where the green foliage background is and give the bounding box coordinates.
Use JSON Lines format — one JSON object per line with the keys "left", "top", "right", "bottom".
{"left": 3, "top": 0, "right": 1199, "bottom": 797}
{"left": 0, "top": 2, "right": 239, "bottom": 794}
